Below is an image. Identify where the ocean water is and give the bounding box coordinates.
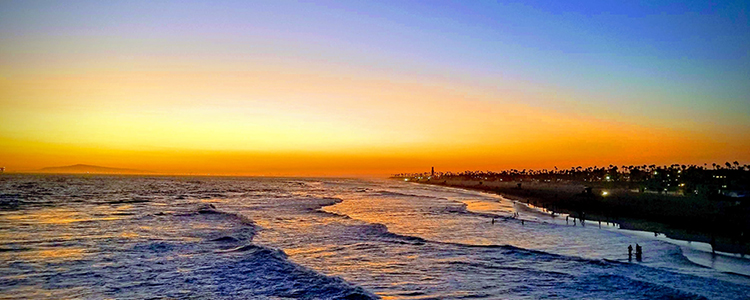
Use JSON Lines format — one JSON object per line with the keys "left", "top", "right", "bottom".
{"left": 1, "top": 175, "right": 749, "bottom": 299}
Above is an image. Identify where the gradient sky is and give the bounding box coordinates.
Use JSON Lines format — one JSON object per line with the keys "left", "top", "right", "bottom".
{"left": 1, "top": 0, "right": 749, "bottom": 176}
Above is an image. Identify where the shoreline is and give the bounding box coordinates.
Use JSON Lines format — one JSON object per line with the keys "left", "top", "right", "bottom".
{"left": 420, "top": 180, "right": 750, "bottom": 277}
{"left": 407, "top": 178, "right": 750, "bottom": 256}
{"left": 511, "top": 196, "right": 749, "bottom": 264}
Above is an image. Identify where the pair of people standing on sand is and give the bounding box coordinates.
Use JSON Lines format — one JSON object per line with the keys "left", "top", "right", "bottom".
{"left": 628, "top": 244, "right": 643, "bottom": 261}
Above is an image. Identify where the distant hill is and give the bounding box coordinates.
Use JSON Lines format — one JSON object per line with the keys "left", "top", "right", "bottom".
{"left": 38, "top": 164, "right": 152, "bottom": 174}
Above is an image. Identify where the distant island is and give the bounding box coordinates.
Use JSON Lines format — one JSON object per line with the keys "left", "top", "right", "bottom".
{"left": 38, "top": 164, "right": 152, "bottom": 174}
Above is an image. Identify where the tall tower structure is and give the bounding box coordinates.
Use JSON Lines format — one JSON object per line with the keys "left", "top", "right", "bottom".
{"left": 431, "top": 167, "right": 434, "bottom": 177}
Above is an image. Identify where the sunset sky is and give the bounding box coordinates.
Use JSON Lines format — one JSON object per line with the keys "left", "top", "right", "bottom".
{"left": 1, "top": 1, "right": 749, "bottom": 176}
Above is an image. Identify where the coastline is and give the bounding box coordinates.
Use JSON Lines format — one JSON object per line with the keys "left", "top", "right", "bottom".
{"left": 406, "top": 177, "right": 750, "bottom": 256}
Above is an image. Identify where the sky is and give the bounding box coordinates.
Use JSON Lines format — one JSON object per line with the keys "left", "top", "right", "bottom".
{"left": 1, "top": 0, "right": 749, "bottom": 176}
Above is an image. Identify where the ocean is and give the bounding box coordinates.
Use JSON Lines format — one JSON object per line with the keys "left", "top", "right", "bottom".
{"left": 1, "top": 174, "right": 748, "bottom": 299}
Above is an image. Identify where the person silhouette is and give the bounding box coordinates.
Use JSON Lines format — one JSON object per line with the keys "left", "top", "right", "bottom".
{"left": 628, "top": 244, "right": 633, "bottom": 260}
{"left": 635, "top": 244, "right": 642, "bottom": 261}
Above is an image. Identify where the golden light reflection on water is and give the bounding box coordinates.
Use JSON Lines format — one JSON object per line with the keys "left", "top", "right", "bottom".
{"left": 119, "top": 232, "right": 139, "bottom": 238}
{"left": 1, "top": 248, "right": 88, "bottom": 263}
{"left": 200, "top": 199, "right": 222, "bottom": 203}
{"left": 0, "top": 232, "right": 13, "bottom": 241}
{"left": 1, "top": 285, "right": 90, "bottom": 299}
{"left": 1, "top": 208, "right": 125, "bottom": 225}
{"left": 37, "top": 248, "right": 86, "bottom": 260}
{"left": 254, "top": 217, "right": 328, "bottom": 232}
{"left": 462, "top": 199, "right": 514, "bottom": 213}
{"left": 0, "top": 204, "right": 142, "bottom": 268}
{"left": 115, "top": 204, "right": 133, "bottom": 210}
{"left": 3, "top": 209, "right": 82, "bottom": 224}
{"left": 283, "top": 246, "right": 330, "bottom": 257}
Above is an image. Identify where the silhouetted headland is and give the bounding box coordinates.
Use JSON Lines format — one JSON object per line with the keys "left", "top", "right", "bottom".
{"left": 394, "top": 163, "right": 750, "bottom": 255}
{"left": 38, "top": 164, "right": 152, "bottom": 174}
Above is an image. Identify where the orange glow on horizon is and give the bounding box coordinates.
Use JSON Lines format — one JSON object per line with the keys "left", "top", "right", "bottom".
{"left": 2, "top": 49, "right": 748, "bottom": 176}
{"left": 2, "top": 1, "right": 749, "bottom": 176}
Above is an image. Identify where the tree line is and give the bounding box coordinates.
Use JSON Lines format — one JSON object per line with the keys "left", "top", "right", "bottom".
{"left": 394, "top": 162, "right": 749, "bottom": 197}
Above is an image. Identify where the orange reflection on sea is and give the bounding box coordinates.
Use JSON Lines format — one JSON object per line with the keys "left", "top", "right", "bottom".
{"left": 115, "top": 204, "right": 133, "bottom": 210}
{"left": 1, "top": 207, "right": 124, "bottom": 225}
{"left": 119, "top": 232, "right": 139, "bottom": 238}
{"left": 0, "top": 285, "right": 92, "bottom": 299}
{"left": 0, "top": 247, "right": 87, "bottom": 263}
{"left": 462, "top": 199, "right": 514, "bottom": 214}
{"left": 37, "top": 248, "right": 86, "bottom": 260}
{"left": 283, "top": 246, "right": 331, "bottom": 257}
{"left": 200, "top": 199, "right": 223, "bottom": 203}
